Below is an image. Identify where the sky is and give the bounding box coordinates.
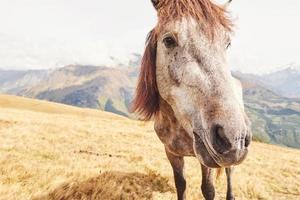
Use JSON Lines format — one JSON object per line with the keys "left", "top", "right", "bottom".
{"left": 0, "top": 0, "right": 299, "bottom": 74}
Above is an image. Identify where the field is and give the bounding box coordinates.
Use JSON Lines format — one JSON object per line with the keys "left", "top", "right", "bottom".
{"left": 0, "top": 95, "right": 300, "bottom": 200}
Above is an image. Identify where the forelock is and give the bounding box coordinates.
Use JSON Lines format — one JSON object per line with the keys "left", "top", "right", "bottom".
{"left": 155, "top": 0, "right": 233, "bottom": 40}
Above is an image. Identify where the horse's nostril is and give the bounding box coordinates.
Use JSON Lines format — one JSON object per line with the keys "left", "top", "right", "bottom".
{"left": 216, "top": 126, "right": 224, "bottom": 137}
{"left": 212, "top": 125, "right": 232, "bottom": 154}
{"left": 245, "top": 135, "right": 251, "bottom": 147}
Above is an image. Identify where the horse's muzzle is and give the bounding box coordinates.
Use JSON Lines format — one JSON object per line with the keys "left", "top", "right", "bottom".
{"left": 193, "top": 128, "right": 251, "bottom": 168}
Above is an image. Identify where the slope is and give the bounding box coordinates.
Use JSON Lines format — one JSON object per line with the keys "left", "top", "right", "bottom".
{"left": 0, "top": 95, "right": 300, "bottom": 200}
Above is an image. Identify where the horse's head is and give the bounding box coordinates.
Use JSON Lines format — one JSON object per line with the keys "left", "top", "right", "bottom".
{"left": 133, "top": 0, "right": 252, "bottom": 168}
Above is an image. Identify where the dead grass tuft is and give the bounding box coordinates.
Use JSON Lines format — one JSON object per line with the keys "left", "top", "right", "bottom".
{"left": 34, "top": 171, "right": 174, "bottom": 200}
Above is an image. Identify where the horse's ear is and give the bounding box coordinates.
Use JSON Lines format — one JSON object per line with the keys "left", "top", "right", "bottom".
{"left": 224, "top": 0, "right": 232, "bottom": 8}
{"left": 151, "top": 0, "right": 160, "bottom": 10}
{"left": 131, "top": 30, "right": 159, "bottom": 120}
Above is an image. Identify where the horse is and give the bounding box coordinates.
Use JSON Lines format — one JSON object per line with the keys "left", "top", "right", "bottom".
{"left": 132, "top": 0, "right": 252, "bottom": 199}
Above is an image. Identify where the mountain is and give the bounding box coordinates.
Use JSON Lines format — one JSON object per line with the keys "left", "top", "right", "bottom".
{"left": 0, "top": 65, "right": 138, "bottom": 117}
{"left": 1, "top": 95, "right": 299, "bottom": 200}
{"left": 23, "top": 65, "right": 138, "bottom": 117}
{"left": 0, "top": 69, "right": 49, "bottom": 94}
{"left": 1, "top": 65, "right": 300, "bottom": 149}
{"left": 234, "top": 65, "right": 300, "bottom": 98}
{"left": 262, "top": 66, "right": 300, "bottom": 98}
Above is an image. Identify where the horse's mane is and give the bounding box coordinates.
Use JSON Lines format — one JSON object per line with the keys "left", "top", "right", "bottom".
{"left": 132, "top": 0, "right": 233, "bottom": 120}
{"left": 156, "top": 0, "right": 233, "bottom": 39}
{"left": 132, "top": 30, "right": 159, "bottom": 120}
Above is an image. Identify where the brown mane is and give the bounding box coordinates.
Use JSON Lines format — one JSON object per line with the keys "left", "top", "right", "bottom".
{"left": 132, "top": 0, "right": 233, "bottom": 120}
{"left": 131, "top": 30, "right": 159, "bottom": 120}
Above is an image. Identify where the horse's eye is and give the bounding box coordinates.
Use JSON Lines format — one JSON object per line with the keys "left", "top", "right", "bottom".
{"left": 226, "top": 42, "right": 231, "bottom": 49}
{"left": 163, "top": 36, "right": 177, "bottom": 49}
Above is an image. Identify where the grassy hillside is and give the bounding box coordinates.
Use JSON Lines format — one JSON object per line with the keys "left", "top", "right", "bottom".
{"left": 0, "top": 95, "right": 300, "bottom": 200}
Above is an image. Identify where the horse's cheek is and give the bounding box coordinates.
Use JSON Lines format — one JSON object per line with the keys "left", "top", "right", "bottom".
{"left": 168, "top": 63, "right": 183, "bottom": 85}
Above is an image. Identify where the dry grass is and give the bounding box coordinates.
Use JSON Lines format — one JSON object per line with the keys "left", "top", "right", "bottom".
{"left": 0, "top": 95, "right": 300, "bottom": 200}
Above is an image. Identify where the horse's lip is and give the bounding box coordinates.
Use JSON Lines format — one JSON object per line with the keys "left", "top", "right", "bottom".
{"left": 193, "top": 131, "right": 221, "bottom": 168}
{"left": 219, "top": 148, "right": 249, "bottom": 167}
{"left": 193, "top": 131, "right": 201, "bottom": 139}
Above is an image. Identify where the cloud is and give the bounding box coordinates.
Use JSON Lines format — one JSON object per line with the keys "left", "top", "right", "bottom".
{"left": 0, "top": 0, "right": 299, "bottom": 74}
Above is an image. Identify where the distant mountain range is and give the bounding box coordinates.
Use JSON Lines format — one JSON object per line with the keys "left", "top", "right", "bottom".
{"left": 234, "top": 66, "right": 300, "bottom": 98}
{"left": 0, "top": 65, "right": 138, "bottom": 117}
{"left": 1, "top": 64, "right": 300, "bottom": 149}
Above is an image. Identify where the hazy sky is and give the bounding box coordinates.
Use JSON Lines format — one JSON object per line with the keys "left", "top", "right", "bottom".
{"left": 0, "top": 0, "right": 299, "bottom": 74}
